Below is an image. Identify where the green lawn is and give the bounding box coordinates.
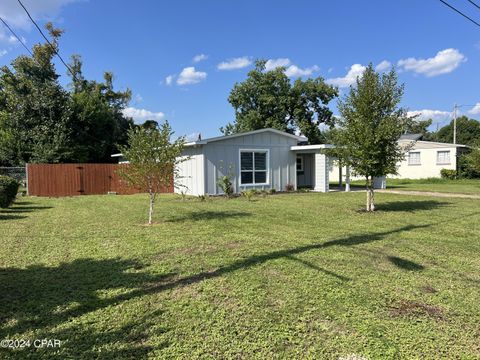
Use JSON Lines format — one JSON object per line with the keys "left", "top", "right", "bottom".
{"left": 1, "top": 192, "right": 479, "bottom": 359}
{"left": 333, "top": 178, "right": 480, "bottom": 195}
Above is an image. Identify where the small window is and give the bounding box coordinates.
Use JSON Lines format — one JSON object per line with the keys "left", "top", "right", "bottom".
{"left": 408, "top": 151, "right": 421, "bottom": 165}
{"left": 240, "top": 150, "right": 268, "bottom": 185}
{"left": 296, "top": 156, "right": 303, "bottom": 172}
{"left": 437, "top": 150, "right": 450, "bottom": 164}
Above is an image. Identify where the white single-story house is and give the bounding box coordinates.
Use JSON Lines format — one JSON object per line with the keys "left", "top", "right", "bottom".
{"left": 175, "top": 128, "right": 333, "bottom": 196}
{"left": 329, "top": 134, "right": 468, "bottom": 182}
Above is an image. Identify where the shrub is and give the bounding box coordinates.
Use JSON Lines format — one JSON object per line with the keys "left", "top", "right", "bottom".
{"left": 440, "top": 169, "right": 457, "bottom": 180}
{"left": 269, "top": 188, "right": 276, "bottom": 194}
{"left": 241, "top": 189, "right": 256, "bottom": 201}
{"left": 218, "top": 175, "right": 234, "bottom": 197}
{"left": 285, "top": 183, "right": 295, "bottom": 192}
{"left": 0, "top": 175, "right": 20, "bottom": 208}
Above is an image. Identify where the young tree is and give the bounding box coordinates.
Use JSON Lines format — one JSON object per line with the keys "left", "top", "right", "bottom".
{"left": 223, "top": 60, "right": 338, "bottom": 144}
{"left": 118, "top": 122, "right": 186, "bottom": 225}
{"left": 334, "top": 64, "right": 411, "bottom": 211}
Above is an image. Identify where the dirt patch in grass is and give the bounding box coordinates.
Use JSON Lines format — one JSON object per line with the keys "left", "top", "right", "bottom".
{"left": 389, "top": 299, "right": 444, "bottom": 320}
{"left": 420, "top": 285, "right": 438, "bottom": 294}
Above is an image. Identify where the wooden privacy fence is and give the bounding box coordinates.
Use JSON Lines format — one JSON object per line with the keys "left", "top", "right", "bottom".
{"left": 27, "top": 164, "right": 173, "bottom": 197}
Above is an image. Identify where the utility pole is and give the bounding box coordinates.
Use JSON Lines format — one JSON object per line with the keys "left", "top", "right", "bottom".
{"left": 453, "top": 103, "right": 457, "bottom": 145}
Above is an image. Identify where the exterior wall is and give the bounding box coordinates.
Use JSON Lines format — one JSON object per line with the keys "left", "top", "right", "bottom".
{"left": 175, "top": 146, "right": 205, "bottom": 196}
{"left": 202, "top": 131, "right": 298, "bottom": 194}
{"left": 329, "top": 143, "right": 459, "bottom": 181}
{"left": 393, "top": 146, "right": 457, "bottom": 179}
{"left": 313, "top": 152, "right": 329, "bottom": 192}
{"left": 296, "top": 153, "right": 314, "bottom": 188}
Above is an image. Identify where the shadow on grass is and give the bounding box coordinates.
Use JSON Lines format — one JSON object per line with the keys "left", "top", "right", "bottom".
{"left": 375, "top": 200, "right": 450, "bottom": 212}
{"left": 388, "top": 256, "right": 425, "bottom": 271}
{"left": 0, "top": 258, "right": 175, "bottom": 358}
{"left": 0, "top": 201, "right": 53, "bottom": 220}
{"left": 166, "top": 210, "right": 251, "bottom": 222}
{"left": 0, "top": 224, "right": 428, "bottom": 357}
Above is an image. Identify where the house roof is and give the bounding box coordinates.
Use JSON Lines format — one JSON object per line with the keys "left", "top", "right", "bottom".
{"left": 185, "top": 128, "right": 307, "bottom": 146}
{"left": 399, "top": 133, "right": 423, "bottom": 141}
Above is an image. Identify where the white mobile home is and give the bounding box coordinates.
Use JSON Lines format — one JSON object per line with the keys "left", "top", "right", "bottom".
{"left": 175, "top": 128, "right": 332, "bottom": 196}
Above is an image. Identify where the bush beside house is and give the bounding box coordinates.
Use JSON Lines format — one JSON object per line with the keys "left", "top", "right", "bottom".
{"left": 0, "top": 175, "right": 19, "bottom": 208}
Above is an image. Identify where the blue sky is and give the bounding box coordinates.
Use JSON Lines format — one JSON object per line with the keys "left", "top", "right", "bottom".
{"left": 1, "top": 0, "right": 479, "bottom": 139}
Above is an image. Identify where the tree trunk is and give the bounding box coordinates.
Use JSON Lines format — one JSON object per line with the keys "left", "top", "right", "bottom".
{"left": 365, "top": 177, "right": 375, "bottom": 212}
{"left": 148, "top": 191, "right": 156, "bottom": 225}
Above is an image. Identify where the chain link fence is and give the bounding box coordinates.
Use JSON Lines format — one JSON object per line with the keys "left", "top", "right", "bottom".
{"left": 0, "top": 166, "right": 27, "bottom": 189}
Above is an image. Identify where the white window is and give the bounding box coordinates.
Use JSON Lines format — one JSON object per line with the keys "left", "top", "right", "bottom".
{"left": 296, "top": 156, "right": 303, "bottom": 172}
{"left": 437, "top": 150, "right": 450, "bottom": 164}
{"left": 408, "top": 151, "right": 421, "bottom": 165}
{"left": 240, "top": 150, "right": 269, "bottom": 185}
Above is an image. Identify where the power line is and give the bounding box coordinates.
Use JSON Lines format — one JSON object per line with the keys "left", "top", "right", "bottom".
{"left": 467, "top": 0, "right": 480, "bottom": 11}
{"left": 0, "top": 16, "right": 33, "bottom": 56}
{"left": 438, "top": 0, "right": 480, "bottom": 28}
{"left": 16, "top": 0, "right": 77, "bottom": 79}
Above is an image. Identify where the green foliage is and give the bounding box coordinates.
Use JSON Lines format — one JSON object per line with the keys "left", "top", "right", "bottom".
{"left": 217, "top": 161, "right": 235, "bottom": 197}
{"left": 435, "top": 116, "right": 480, "bottom": 146}
{"left": 460, "top": 143, "right": 480, "bottom": 178}
{"left": 440, "top": 169, "right": 457, "bottom": 180}
{"left": 333, "top": 64, "right": 410, "bottom": 211}
{"left": 224, "top": 60, "right": 338, "bottom": 144}
{"left": 268, "top": 188, "right": 276, "bottom": 194}
{"left": 404, "top": 118, "right": 436, "bottom": 140}
{"left": 218, "top": 176, "right": 234, "bottom": 197}
{"left": 117, "top": 122, "right": 186, "bottom": 224}
{"left": 0, "top": 175, "right": 19, "bottom": 208}
{"left": 0, "top": 25, "right": 133, "bottom": 166}
{"left": 241, "top": 189, "right": 256, "bottom": 201}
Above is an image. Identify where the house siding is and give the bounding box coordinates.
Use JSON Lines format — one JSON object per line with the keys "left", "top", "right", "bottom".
{"left": 175, "top": 146, "right": 205, "bottom": 196}
{"left": 202, "top": 132, "right": 298, "bottom": 194}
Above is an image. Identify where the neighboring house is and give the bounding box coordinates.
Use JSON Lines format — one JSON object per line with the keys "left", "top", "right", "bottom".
{"left": 329, "top": 134, "right": 468, "bottom": 182}
{"left": 175, "top": 128, "right": 332, "bottom": 196}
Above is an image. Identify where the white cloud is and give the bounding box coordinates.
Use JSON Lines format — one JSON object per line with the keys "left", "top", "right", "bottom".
{"left": 177, "top": 66, "right": 207, "bottom": 85}
{"left": 285, "top": 64, "right": 319, "bottom": 77}
{"left": 264, "top": 58, "right": 319, "bottom": 77}
{"left": 375, "top": 60, "right": 391, "bottom": 72}
{"left": 0, "top": 29, "right": 18, "bottom": 44}
{"left": 407, "top": 109, "right": 452, "bottom": 124}
{"left": 134, "top": 94, "right": 143, "bottom": 103}
{"left": 122, "top": 107, "right": 165, "bottom": 123}
{"left": 165, "top": 75, "right": 174, "bottom": 86}
{"left": 326, "top": 64, "right": 366, "bottom": 88}
{"left": 265, "top": 58, "right": 291, "bottom": 71}
{"left": 0, "top": 49, "right": 7, "bottom": 57}
{"left": 192, "top": 54, "right": 208, "bottom": 63}
{"left": 468, "top": 103, "right": 480, "bottom": 115}
{"left": 0, "top": 0, "right": 80, "bottom": 29}
{"left": 217, "top": 56, "right": 252, "bottom": 70}
{"left": 397, "top": 48, "right": 466, "bottom": 77}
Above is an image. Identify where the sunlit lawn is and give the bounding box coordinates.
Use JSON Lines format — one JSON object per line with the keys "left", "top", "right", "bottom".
{"left": 0, "top": 192, "right": 479, "bottom": 359}
{"left": 336, "top": 178, "right": 480, "bottom": 195}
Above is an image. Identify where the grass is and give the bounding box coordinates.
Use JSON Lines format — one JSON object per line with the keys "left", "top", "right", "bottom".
{"left": 0, "top": 192, "right": 479, "bottom": 359}
{"left": 332, "top": 178, "right": 480, "bottom": 195}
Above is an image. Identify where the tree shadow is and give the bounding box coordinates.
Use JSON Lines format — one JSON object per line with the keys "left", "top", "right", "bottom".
{"left": 0, "top": 214, "right": 27, "bottom": 220}
{"left": 165, "top": 210, "right": 251, "bottom": 222}
{"left": 0, "top": 258, "right": 176, "bottom": 357}
{"left": 388, "top": 256, "right": 425, "bottom": 271}
{"left": 0, "top": 201, "right": 53, "bottom": 217}
{"left": 375, "top": 200, "right": 450, "bottom": 212}
{"left": 0, "top": 224, "right": 430, "bottom": 357}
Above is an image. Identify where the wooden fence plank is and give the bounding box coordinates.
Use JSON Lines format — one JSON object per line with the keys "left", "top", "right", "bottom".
{"left": 27, "top": 164, "right": 173, "bottom": 197}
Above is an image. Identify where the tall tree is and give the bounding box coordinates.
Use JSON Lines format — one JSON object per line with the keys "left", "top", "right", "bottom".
{"left": 224, "top": 60, "right": 338, "bottom": 144}
{"left": 68, "top": 55, "right": 133, "bottom": 162}
{"left": 435, "top": 116, "right": 480, "bottom": 146}
{"left": 117, "top": 122, "right": 186, "bottom": 225}
{"left": 404, "top": 118, "right": 433, "bottom": 138}
{"left": 0, "top": 23, "right": 73, "bottom": 165}
{"left": 333, "top": 64, "right": 411, "bottom": 211}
